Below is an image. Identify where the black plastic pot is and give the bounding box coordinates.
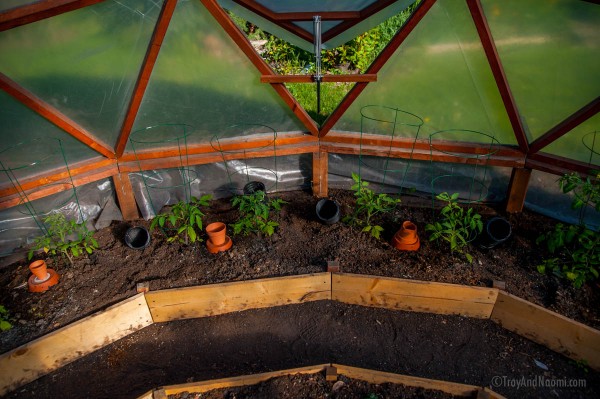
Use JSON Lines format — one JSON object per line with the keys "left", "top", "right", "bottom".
{"left": 243, "top": 181, "right": 266, "bottom": 195}
{"left": 316, "top": 199, "right": 341, "bottom": 225}
{"left": 477, "top": 217, "right": 511, "bottom": 249}
{"left": 125, "top": 226, "right": 151, "bottom": 250}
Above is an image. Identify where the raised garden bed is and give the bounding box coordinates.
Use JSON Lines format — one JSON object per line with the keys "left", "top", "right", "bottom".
{"left": 1, "top": 189, "right": 600, "bottom": 397}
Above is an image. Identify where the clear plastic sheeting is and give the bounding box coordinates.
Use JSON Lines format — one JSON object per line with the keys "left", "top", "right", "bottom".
{"left": 0, "top": 0, "right": 162, "bottom": 149}
{"left": 0, "top": 91, "right": 97, "bottom": 170}
{"left": 333, "top": 0, "right": 515, "bottom": 145}
{"left": 328, "top": 153, "right": 511, "bottom": 204}
{"left": 130, "top": 155, "right": 313, "bottom": 219}
{"left": 526, "top": 170, "right": 600, "bottom": 231}
{"left": 544, "top": 113, "right": 600, "bottom": 165}
{"left": 0, "top": 179, "right": 121, "bottom": 260}
{"left": 482, "top": 0, "right": 600, "bottom": 143}
{"left": 131, "top": 0, "right": 306, "bottom": 151}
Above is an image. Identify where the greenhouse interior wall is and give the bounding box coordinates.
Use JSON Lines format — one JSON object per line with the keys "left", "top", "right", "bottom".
{"left": 0, "top": 0, "right": 598, "bottom": 259}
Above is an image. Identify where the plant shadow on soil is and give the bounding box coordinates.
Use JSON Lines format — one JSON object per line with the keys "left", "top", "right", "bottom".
{"left": 1, "top": 189, "right": 600, "bottom": 397}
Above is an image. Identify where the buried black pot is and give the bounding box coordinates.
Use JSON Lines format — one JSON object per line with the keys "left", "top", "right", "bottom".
{"left": 243, "top": 181, "right": 266, "bottom": 195}
{"left": 477, "top": 217, "right": 512, "bottom": 249}
{"left": 316, "top": 198, "right": 341, "bottom": 225}
{"left": 124, "top": 226, "right": 151, "bottom": 250}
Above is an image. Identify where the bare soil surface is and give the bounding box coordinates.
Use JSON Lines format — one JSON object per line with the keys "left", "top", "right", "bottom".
{"left": 5, "top": 302, "right": 598, "bottom": 399}
{"left": 1, "top": 189, "right": 599, "bottom": 353}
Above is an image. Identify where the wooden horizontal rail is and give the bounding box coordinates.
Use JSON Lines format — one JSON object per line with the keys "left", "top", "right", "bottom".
{"left": 260, "top": 74, "right": 377, "bottom": 83}
{"left": 491, "top": 291, "right": 600, "bottom": 371}
{"left": 0, "top": 294, "right": 152, "bottom": 396}
{"left": 272, "top": 11, "right": 361, "bottom": 21}
{"left": 118, "top": 142, "right": 319, "bottom": 173}
{"left": 332, "top": 273, "right": 498, "bottom": 319}
{"left": 118, "top": 132, "right": 316, "bottom": 163}
{"left": 145, "top": 273, "right": 331, "bottom": 323}
{"left": 0, "top": 158, "right": 118, "bottom": 210}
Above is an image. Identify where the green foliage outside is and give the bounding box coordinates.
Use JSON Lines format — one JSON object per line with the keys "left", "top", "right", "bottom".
{"left": 425, "top": 193, "right": 483, "bottom": 263}
{"left": 28, "top": 213, "right": 98, "bottom": 265}
{"left": 0, "top": 305, "right": 12, "bottom": 332}
{"left": 228, "top": 1, "right": 420, "bottom": 122}
{"left": 343, "top": 173, "right": 401, "bottom": 240}
{"left": 231, "top": 190, "right": 287, "bottom": 236}
{"left": 537, "top": 173, "right": 600, "bottom": 288}
{"left": 150, "top": 195, "right": 212, "bottom": 245}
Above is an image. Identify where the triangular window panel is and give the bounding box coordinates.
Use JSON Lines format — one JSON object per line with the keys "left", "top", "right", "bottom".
{"left": 0, "top": 0, "right": 161, "bottom": 149}
{"left": 544, "top": 113, "right": 600, "bottom": 165}
{"left": 482, "top": 0, "right": 600, "bottom": 142}
{"left": 333, "top": 0, "right": 516, "bottom": 145}
{"left": 130, "top": 0, "right": 306, "bottom": 151}
{"left": 225, "top": 1, "right": 420, "bottom": 125}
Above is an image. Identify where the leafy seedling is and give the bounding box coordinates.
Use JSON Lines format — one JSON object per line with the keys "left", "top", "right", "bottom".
{"left": 150, "top": 195, "right": 212, "bottom": 245}
{"left": 231, "top": 190, "right": 286, "bottom": 236}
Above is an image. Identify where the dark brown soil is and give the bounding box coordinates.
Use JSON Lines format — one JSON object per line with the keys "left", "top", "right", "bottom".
{"left": 4, "top": 302, "right": 598, "bottom": 399}
{"left": 2, "top": 189, "right": 599, "bottom": 353}
{"left": 1, "top": 189, "right": 600, "bottom": 398}
{"left": 170, "top": 372, "right": 457, "bottom": 399}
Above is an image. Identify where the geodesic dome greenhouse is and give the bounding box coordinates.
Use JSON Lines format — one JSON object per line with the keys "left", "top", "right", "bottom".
{"left": 0, "top": 0, "right": 598, "bottom": 257}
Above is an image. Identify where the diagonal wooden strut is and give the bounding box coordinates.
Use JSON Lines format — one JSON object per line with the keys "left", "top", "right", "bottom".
{"left": 200, "top": 0, "right": 319, "bottom": 136}
{"left": 0, "top": 0, "right": 105, "bottom": 32}
{"left": 528, "top": 96, "right": 600, "bottom": 154}
{"left": 467, "top": 0, "right": 529, "bottom": 153}
{"left": 319, "top": 0, "right": 437, "bottom": 137}
{"left": 115, "top": 0, "right": 178, "bottom": 157}
{"left": 0, "top": 73, "right": 116, "bottom": 159}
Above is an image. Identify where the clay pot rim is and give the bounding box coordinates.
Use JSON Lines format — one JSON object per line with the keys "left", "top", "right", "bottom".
{"left": 206, "top": 222, "right": 226, "bottom": 234}
{"left": 29, "top": 259, "right": 47, "bottom": 270}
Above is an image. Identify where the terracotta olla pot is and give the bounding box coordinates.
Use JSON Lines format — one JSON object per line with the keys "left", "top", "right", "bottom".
{"left": 28, "top": 260, "right": 60, "bottom": 293}
{"left": 392, "top": 221, "right": 420, "bottom": 251}
{"left": 29, "top": 260, "right": 49, "bottom": 280}
{"left": 206, "top": 222, "right": 227, "bottom": 246}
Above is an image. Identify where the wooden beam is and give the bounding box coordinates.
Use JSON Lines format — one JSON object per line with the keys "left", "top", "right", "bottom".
{"left": 0, "top": 73, "right": 116, "bottom": 159}
{"left": 0, "top": 294, "right": 152, "bottom": 396}
{"left": 332, "top": 273, "right": 499, "bottom": 319}
{"left": 118, "top": 142, "right": 319, "bottom": 173}
{"left": 260, "top": 74, "right": 377, "bottom": 83}
{"left": 321, "top": 0, "right": 399, "bottom": 43}
{"left": 505, "top": 168, "right": 531, "bottom": 213}
{"left": 273, "top": 11, "right": 361, "bottom": 21}
{"left": 145, "top": 273, "right": 331, "bottom": 322}
{"left": 0, "top": 0, "right": 104, "bottom": 32}
{"left": 232, "top": 0, "right": 314, "bottom": 42}
{"left": 319, "top": 0, "right": 437, "bottom": 137}
{"left": 467, "top": 0, "right": 529, "bottom": 153}
{"left": 161, "top": 365, "right": 330, "bottom": 396}
{"left": 525, "top": 152, "right": 598, "bottom": 177}
{"left": 312, "top": 150, "right": 328, "bottom": 197}
{"left": 528, "top": 96, "right": 600, "bottom": 154}
{"left": 119, "top": 132, "right": 316, "bottom": 162}
{"left": 333, "top": 364, "right": 486, "bottom": 398}
{"left": 115, "top": 0, "right": 178, "bottom": 157}
{"left": 200, "top": 0, "right": 319, "bottom": 136}
{"left": 0, "top": 161, "right": 117, "bottom": 210}
{"left": 112, "top": 172, "right": 140, "bottom": 220}
{"left": 491, "top": 291, "right": 600, "bottom": 371}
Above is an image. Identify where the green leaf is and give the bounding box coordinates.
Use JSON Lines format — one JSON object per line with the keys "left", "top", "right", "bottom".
{"left": 0, "top": 320, "right": 11, "bottom": 331}
{"left": 188, "top": 226, "right": 197, "bottom": 243}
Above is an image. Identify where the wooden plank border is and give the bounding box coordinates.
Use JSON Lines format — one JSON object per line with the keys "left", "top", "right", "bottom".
{"left": 491, "top": 291, "right": 600, "bottom": 370}
{"left": 332, "top": 273, "right": 498, "bottom": 318}
{"left": 140, "top": 363, "right": 505, "bottom": 398}
{"left": 159, "top": 364, "right": 330, "bottom": 396}
{"left": 145, "top": 273, "right": 332, "bottom": 323}
{"left": 0, "top": 293, "right": 153, "bottom": 396}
